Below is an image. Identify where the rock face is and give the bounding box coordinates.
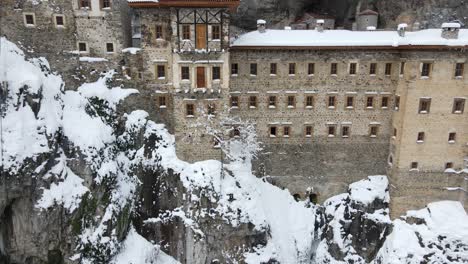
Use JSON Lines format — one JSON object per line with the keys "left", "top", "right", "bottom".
{"left": 231, "top": 0, "right": 468, "bottom": 30}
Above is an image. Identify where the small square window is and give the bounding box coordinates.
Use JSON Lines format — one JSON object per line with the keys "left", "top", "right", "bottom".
{"left": 411, "top": 162, "right": 418, "bottom": 170}
{"left": 249, "top": 96, "right": 257, "bottom": 108}
{"left": 181, "top": 66, "right": 190, "bottom": 80}
{"left": 330, "top": 63, "right": 338, "bottom": 75}
{"left": 369, "top": 126, "right": 378, "bottom": 137}
{"left": 230, "top": 96, "right": 239, "bottom": 108}
{"left": 268, "top": 96, "right": 277, "bottom": 108}
{"left": 231, "top": 63, "right": 238, "bottom": 75}
{"left": 250, "top": 63, "right": 257, "bottom": 76}
{"left": 182, "top": 25, "right": 191, "bottom": 40}
{"left": 106, "top": 43, "right": 114, "bottom": 53}
{"left": 421, "top": 63, "right": 432, "bottom": 77}
{"left": 287, "top": 96, "right": 295, "bottom": 108}
{"left": 270, "top": 126, "right": 277, "bottom": 137}
{"left": 341, "top": 126, "right": 350, "bottom": 138}
{"left": 55, "top": 15, "right": 64, "bottom": 27}
{"left": 308, "top": 63, "right": 315, "bottom": 75}
{"left": 186, "top": 104, "right": 194, "bottom": 116}
{"left": 25, "top": 14, "right": 35, "bottom": 26}
{"left": 385, "top": 63, "right": 392, "bottom": 76}
{"left": 417, "top": 132, "right": 425, "bottom": 142}
{"left": 101, "top": 0, "right": 111, "bottom": 9}
{"left": 212, "top": 66, "right": 221, "bottom": 80}
{"left": 207, "top": 104, "right": 216, "bottom": 116}
{"left": 369, "top": 63, "right": 377, "bottom": 75}
{"left": 448, "top": 132, "right": 456, "bottom": 142}
{"left": 445, "top": 162, "right": 453, "bottom": 169}
{"left": 232, "top": 128, "right": 241, "bottom": 138}
{"left": 419, "top": 98, "right": 431, "bottom": 113}
{"left": 212, "top": 25, "right": 221, "bottom": 40}
{"left": 78, "top": 42, "right": 87, "bottom": 52}
{"left": 270, "top": 63, "right": 277, "bottom": 75}
{"left": 349, "top": 63, "right": 357, "bottom": 75}
{"left": 283, "top": 127, "right": 290, "bottom": 137}
{"left": 453, "top": 98, "right": 465, "bottom": 113}
{"left": 305, "top": 126, "right": 313, "bottom": 137}
{"left": 289, "top": 63, "right": 296, "bottom": 75}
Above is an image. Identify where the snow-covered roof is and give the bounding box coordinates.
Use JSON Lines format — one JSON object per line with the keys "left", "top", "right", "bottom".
{"left": 442, "top": 22, "right": 461, "bottom": 28}
{"left": 231, "top": 29, "right": 468, "bottom": 49}
{"left": 127, "top": 0, "right": 240, "bottom": 7}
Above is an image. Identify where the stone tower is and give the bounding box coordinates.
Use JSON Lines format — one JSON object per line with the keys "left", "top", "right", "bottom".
{"left": 356, "top": 9, "right": 378, "bottom": 31}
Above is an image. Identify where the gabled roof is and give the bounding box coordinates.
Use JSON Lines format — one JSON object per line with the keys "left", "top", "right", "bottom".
{"left": 231, "top": 29, "right": 468, "bottom": 50}
{"left": 127, "top": 0, "right": 240, "bottom": 8}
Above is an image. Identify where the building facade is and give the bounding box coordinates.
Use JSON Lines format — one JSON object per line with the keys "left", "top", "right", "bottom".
{"left": 1, "top": 0, "right": 466, "bottom": 218}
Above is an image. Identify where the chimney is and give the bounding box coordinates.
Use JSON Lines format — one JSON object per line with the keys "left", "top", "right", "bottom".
{"left": 316, "top": 19, "right": 325, "bottom": 32}
{"left": 397, "top": 23, "right": 407, "bottom": 37}
{"left": 441, "top": 22, "right": 460, "bottom": 39}
{"left": 257, "top": 19, "right": 266, "bottom": 33}
{"left": 412, "top": 21, "right": 421, "bottom": 31}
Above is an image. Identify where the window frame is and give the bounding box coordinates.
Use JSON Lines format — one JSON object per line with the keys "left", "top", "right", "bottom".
{"left": 231, "top": 63, "right": 238, "bottom": 75}
{"left": 79, "top": 0, "right": 91, "bottom": 9}
{"left": 181, "top": 66, "right": 190, "bottom": 80}
{"left": 155, "top": 24, "right": 164, "bottom": 40}
{"left": 308, "top": 63, "right": 315, "bottom": 75}
{"left": 211, "top": 24, "right": 221, "bottom": 40}
{"left": 54, "top": 14, "right": 65, "bottom": 28}
{"left": 283, "top": 126, "right": 291, "bottom": 138}
{"left": 270, "top": 63, "right": 277, "bottom": 75}
{"left": 287, "top": 95, "right": 296, "bottom": 108}
{"left": 207, "top": 103, "right": 216, "bottom": 116}
{"left": 448, "top": 132, "right": 456, "bottom": 143}
{"left": 305, "top": 126, "right": 313, "bottom": 138}
{"left": 250, "top": 63, "right": 257, "bottom": 76}
{"left": 289, "top": 63, "right": 296, "bottom": 75}
{"left": 269, "top": 126, "right": 277, "bottom": 137}
{"left": 349, "top": 62, "right": 357, "bottom": 75}
{"left": 182, "top": 25, "right": 191, "bottom": 40}
{"left": 328, "top": 96, "right": 336, "bottom": 108}
{"left": 78, "top": 42, "right": 88, "bottom": 53}
{"left": 305, "top": 96, "right": 314, "bottom": 108}
{"left": 23, "top": 13, "right": 36, "bottom": 27}
{"left": 330, "top": 63, "right": 338, "bottom": 75}
{"left": 369, "top": 63, "right": 377, "bottom": 75}
{"left": 455, "top": 63, "right": 464, "bottom": 78}
{"left": 366, "top": 96, "right": 374, "bottom": 109}
{"left": 452, "top": 98, "right": 465, "bottom": 114}
{"left": 418, "top": 98, "right": 431, "bottom": 114}
{"left": 417, "top": 132, "right": 425, "bottom": 142}
{"left": 212, "top": 66, "right": 221, "bottom": 80}
{"left": 421, "top": 62, "right": 432, "bottom": 77}
{"left": 186, "top": 103, "right": 195, "bottom": 117}
{"left": 381, "top": 96, "right": 389, "bottom": 109}
{"left": 369, "top": 125, "right": 379, "bottom": 138}
{"left": 341, "top": 125, "right": 350, "bottom": 138}
{"left": 101, "top": 0, "right": 111, "bottom": 9}
{"left": 230, "top": 96, "right": 239, "bottom": 108}
{"left": 384, "top": 63, "right": 392, "bottom": 76}
{"left": 156, "top": 65, "right": 166, "bottom": 79}
{"left": 249, "top": 96, "right": 257, "bottom": 109}
{"left": 268, "top": 96, "right": 277, "bottom": 108}
{"left": 158, "top": 96, "right": 167, "bottom": 108}
{"left": 106, "top": 42, "right": 115, "bottom": 53}
{"left": 327, "top": 125, "right": 336, "bottom": 137}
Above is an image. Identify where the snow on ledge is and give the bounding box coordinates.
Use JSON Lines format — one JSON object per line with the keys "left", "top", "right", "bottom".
{"left": 79, "top": 57, "right": 108, "bottom": 62}
{"left": 348, "top": 175, "right": 389, "bottom": 205}
{"left": 122, "top": 47, "right": 142, "bottom": 54}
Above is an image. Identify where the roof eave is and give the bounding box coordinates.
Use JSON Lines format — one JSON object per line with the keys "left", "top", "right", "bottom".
{"left": 128, "top": 1, "right": 240, "bottom": 8}
{"left": 229, "top": 45, "right": 468, "bottom": 50}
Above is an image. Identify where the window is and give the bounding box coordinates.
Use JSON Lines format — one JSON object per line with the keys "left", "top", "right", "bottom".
{"left": 369, "top": 126, "right": 378, "bottom": 137}
{"left": 232, "top": 128, "right": 240, "bottom": 138}
{"left": 250, "top": 63, "right": 257, "bottom": 75}
{"left": 393, "top": 128, "right": 397, "bottom": 138}
{"left": 249, "top": 96, "right": 257, "bottom": 108}
{"left": 385, "top": 63, "right": 392, "bottom": 76}
{"left": 182, "top": 25, "right": 190, "bottom": 40}
{"left": 328, "top": 126, "right": 336, "bottom": 137}
{"left": 78, "top": 42, "right": 87, "bottom": 52}
{"left": 346, "top": 96, "right": 354, "bottom": 108}
{"left": 231, "top": 63, "right": 238, "bottom": 75}
{"left": 400, "top": 62, "right": 405, "bottom": 75}
{"left": 411, "top": 162, "right": 418, "bottom": 170}
{"left": 181, "top": 66, "right": 190, "bottom": 80}
{"left": 158, "top": 96, "right": 166, "bottom": 108}
{"left": 24, "top": 14, "right": 35, "bottom": 26}
{"left": 308, "top": 63, "right": 315, "bottom": 75}
{"left": 270, "top": 126, "right": 277, "bottom": 137}
{"left": 417, "top": 132, "right": 425, "bottom": 142}
{"left": 287, "top": 96, "right": 295, "bottom": 108}
{"left": 283, "top": 127, "right": 290, "bottom": 137}
{"left": 455, "top": 63, "right": 464, "bottom": 77}
{"left": 268, "top": 96, "right": 276, "bottom": 108}
{"left": 445, "top": 162, "right": 453, "bottom": 169}
{"left": 230, "top": 96, "right": 239, "bottom": 108}
{"left": 394, "top": 95, "right": 400, "bottom": 110}
{"left": 342, "top": 126, "right": 350, "bottom": 138}
{"left": 186, "top": 104, "right": 194, "bottom": 116}
{"left": 381, "top": 97, "right": 389, "bottom": 108}
{"left": 453, "top": 98, "right": 465, "bottom": 113}
{"left": 418, "top": 98, "right": 431, "bottom": 113}
{"left": 349, "top": 63, "right": 357, "bottom": 75}
{"left": 305, "top": 126, "right": 313, "bottom": 137}
{"left": 106, "top": 43, "right": 114, "bottom": 53}
{"left": 366, "top": 96, "right": 374, "bottom": 108}
{"left": 212, "top": 25, "right": 220, "bottom": 40}
{"left": 79, "top": 0, "right": 90, "bottom": 8}
{"left": 328, "top": 96, "right": 336, "bottom": 108}
{"left": 330, "top": 63, "right": 337, "bottom": 75}
{"left": 212, "top": 66, "right": 220, "bottom": 80}
{"left": 305, "top": 96, "right": 314, "bottom": 108}
{"left": 101, "top": 0, "right": 111, "bottom": 8}
{"left": 156, "top": 65, "right": 165, "bottom": 79}
{"left": 448, "top": 132, "right": 456, "bottom": 143}
{"left": 421, "top": 63, "right": 431, "bottom": 77}
{"left": 156, "top": 25, "right": 163, "bottom": 39}
{"left": 207, "top": 104, "right": 216, "bottom": 116}
{"left": 369, "top": 63, "right": 377, "bottom": 75}
{"left": 289, "top": 63, "right": 296, "bottom": 75}
{"left": 55, "top": 15, "right": 64, "bottom": 27}
{"left": 270, "top": 63, "right": 277, "bottom": 75}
